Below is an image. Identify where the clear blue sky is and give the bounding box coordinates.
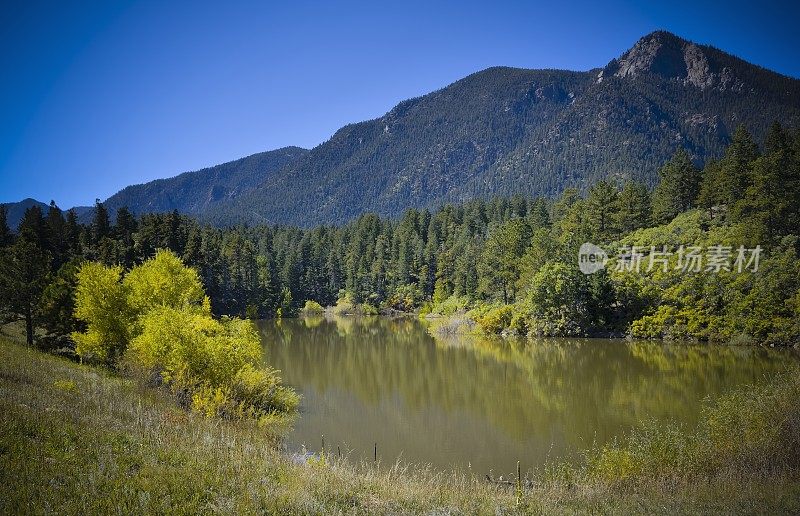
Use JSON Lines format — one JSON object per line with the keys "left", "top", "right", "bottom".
{"left": 2, "top": 0, "right": 798, "bottom": 208}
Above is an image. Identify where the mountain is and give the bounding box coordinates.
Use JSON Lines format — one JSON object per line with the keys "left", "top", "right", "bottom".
{"left": 200, "top": 31, "right": 800, "bottom": 226}
{"left": 1, "top": 198, "right": 50, "bottom": 232}
{"left": 82, "top": 146, "right": 308, "bottom": 223}
{"left": 18, "top": 30, "right": 800, "bottom": 228}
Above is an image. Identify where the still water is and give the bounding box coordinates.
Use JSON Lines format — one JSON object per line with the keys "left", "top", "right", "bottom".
{"left": 258, "top": 316, "right": 796, "bottom": 476}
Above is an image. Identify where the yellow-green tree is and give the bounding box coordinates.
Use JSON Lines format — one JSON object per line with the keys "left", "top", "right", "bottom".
{"left": 72, "top": 262, "right": 131, "bottom": 363}
{"left": 72, "top": 248, "right": 298, "bottom": 418}
{"left": 123, "top": 249, "right": 207, "bottom": 316}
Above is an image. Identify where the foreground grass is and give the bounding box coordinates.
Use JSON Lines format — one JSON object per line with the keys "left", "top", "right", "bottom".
{"left": 1, "top": 336, "right": 799, "bottom": 514}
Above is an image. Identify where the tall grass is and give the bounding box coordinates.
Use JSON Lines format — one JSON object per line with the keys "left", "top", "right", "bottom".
{"left": 580, "top": 368, "right": 800, "bottom": 483}
{"left": 2, "top": 334, "right": 799, "bottom": 514}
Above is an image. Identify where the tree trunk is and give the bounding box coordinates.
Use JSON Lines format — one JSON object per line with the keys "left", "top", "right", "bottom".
{"left": 24, "top": 305, "right": 33, "bottom": 346}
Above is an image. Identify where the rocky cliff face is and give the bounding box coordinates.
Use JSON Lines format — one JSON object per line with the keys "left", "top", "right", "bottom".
{"left": 608, "top": 31, "right": 746, "bottom": 92}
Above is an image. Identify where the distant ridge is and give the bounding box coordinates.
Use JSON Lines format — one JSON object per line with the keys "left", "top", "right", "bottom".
{"left": 81, "top": 146, "right": 308, "bottom": 223}
{"left": 12, "top": 31, "right": 800, "bottom": 227}
{"left": 1, "top": 198, "right": 50, "bottom": 231}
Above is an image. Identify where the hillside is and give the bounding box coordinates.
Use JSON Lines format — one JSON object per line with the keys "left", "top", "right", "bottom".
{"left": 201, "top": 31, "right": 800, "bottom": 226}
{"left": 13, "top": 30, "right": 799, "bottom": 228}
{"left": 0, "top": 198, "right": 49, "bottom": 231}
{"left": 86, "top": 146, "right": 308, "bottom": 223}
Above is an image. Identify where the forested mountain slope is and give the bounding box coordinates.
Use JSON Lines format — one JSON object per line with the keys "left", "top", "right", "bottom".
{"left": 0, "top": 198, "right": 50, "bottom": 232}
{"left": 42, "top": 30, "right": 800, "bottom": 227}
{"left": 202, "top": 31, "right": 800, "bottom": 226}
{"left": 83, "top": 146, "right": 308, "bottom": 223}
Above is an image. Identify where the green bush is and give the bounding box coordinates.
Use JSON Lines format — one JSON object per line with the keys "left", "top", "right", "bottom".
{"left": 73, "top": 250, "right": 298, "bottom": 420}
{"left": 522, "top": 263, "right": 591, "bottom": 337}
{"left": 428, "top": 295, "right": 471, "bottom": 317}
{"left": 586, "top": 368, "right": 800, "bottom": 481}
{"left": 71, "top": 262, "right": 132, "bottom": 364}
{"left": 301, "top": 300, "right": 325, "bottom": 315}
{"left": 129, "top": 305, "right": 299, "bottom": 420}
{"left": 332, "top": 293, "right": 356, "bottom": 315}
{"left": 470, "top": 303, "right": 514, "bottom": 334}
{"left": 384, "top": 283, "right": 424, "bottom": 312}
{"left": 123, "top": 250, "right": 206, "bottom": 317}
{"left": 360, "top": 302, "right": 379, "bottom": 315}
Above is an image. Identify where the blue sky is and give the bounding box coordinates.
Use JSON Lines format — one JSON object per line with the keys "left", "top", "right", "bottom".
{"left": 2, "top": 0, "right": 798, "bottom": 208}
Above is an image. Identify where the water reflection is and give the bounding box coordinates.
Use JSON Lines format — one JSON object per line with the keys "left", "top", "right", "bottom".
{"left": 258, "top": 316, "right": 796, "bottom": 476}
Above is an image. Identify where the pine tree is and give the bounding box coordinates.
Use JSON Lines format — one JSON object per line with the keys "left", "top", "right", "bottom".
{"left": 697, "top": 159, "right": 722, "bottom": 218}
{"left": 741, "top": 122, "right": 799, "bottom": 243}
{"left": 0, "top": 238, "right": 50, "bottom": 345}
{"left": 0, "top": 205, "right": 13, "bottom": 248}
{"left": 46, "top": 201, "right": 67, "bottom": 269}
{"left": 651, "top": 147, "right": 701, "bottom": 224}
{"left": 64, "top": 209, "right": 81, "bottom": 255}
{"left": 92, "top": 199, "right": 111, "bottom": 244}
{"left": 115, "top": 207, "right": 138, "bottom": 268}
{"left": 719, "top": 125, "right": 759, "bottom": 218}
{"left": 585, "top": 180, "right": 620, "bottom": 241}
{"left": 18, "top": 205, "right": 49, "bottom": 250}
{"left": 616, "top": 181, "right": 651, "bottom": 233}
{"left": 478, "top": 218, "right": 532, "bottom": 304}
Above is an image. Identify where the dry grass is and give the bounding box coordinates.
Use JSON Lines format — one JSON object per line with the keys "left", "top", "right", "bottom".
{"left": 1, "top": 333, "right": 799, "bottom": 514}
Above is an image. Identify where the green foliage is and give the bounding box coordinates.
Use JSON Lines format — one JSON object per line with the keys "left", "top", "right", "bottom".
{"left": 277, "top": 287, "right": 294, "bottom": 318}
{"left": 585, "top": 180, "right": 620, "bottom": 241}
{"left": 123, "top": 249, "right": 206, "bottom": 317}
{"left": 128, "top": 306, "right": 299, "bottom": 419}
{"left": 332, "top": 292, "right": 357, "bottom": 315}
{"left": 521, "top": 263, "right": 592, "bottom": 337}
{"left": 587, "top": 368, "right": 800, "bottom": 481}
{"left": 651, "top": 148, "right": 702, "bottom": 224}
{"left": 384, "top": 283, "right": 424, "bottom": 312}
{"left": 71, "top": 262, "right": 132, "bottom": 363}
{"left": 70, "top": 250, "right": 299, "bottom": 419}
{"left": 478, "top": 218, "right": 532, "bottom": 303}
{"left": 0, "top": 238, "right": 51, "bottom": 345}
{"left": 470, "top": 303, "right": 514, "bottom": 334}
{"left": 38, "top": 258, "right": 84, "bottom": 350}
{"left": 301, "top": 300, "right": 325, "bottom": 314}
{"left": 0, "top": 205, "right": 12, "bottom": 247}
{"left": 428, "top": 295, "right": 471, "bottom": 317}
{"left": 616, "top": 180, "right": 651, "bottom": 233}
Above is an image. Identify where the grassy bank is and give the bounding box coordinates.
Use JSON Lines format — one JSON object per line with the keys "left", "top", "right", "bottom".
{"left": 2, "top": 335, "right": 800, "bottom": 514}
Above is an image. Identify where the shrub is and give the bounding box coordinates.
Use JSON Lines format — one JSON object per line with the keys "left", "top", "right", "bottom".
{"left": 428, "top": 295, "right": 471, "bottom": 317}
{"left": 522, "top": 263, "right": 591, "bottom": 337}
{"left": 360, "top": 302, "right": 379, "bottom": 316}
{"left": 384, "top": 284, "right": 424, "bottom": 312}
{"left": 72, "top": 262, "right": 132, "bottom": 364}
{"left": 73, "top": 251, "right": 299, "bottom": 420}
{"left": 470, "top": 303, "right": 514, "bottom": 334}
{"left": 586, "top": 368, "right": 800, "bottom": 481}
{"left": 128, "top": 306, "right": 298, "bottom": 419}
{"left": 332, "top": 293, "right": 356, "bottom": 315}
{"left": 123, "top": 249, "right": 206, "bottom": 316}
{"left": 301, "top": 300, "right": 325, "bottom": 315}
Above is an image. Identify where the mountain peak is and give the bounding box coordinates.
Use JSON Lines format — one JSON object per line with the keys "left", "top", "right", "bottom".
{"left": 58, "top": 31, "right": 800, "bottom": 227}
{"left": 603, "top": 31, "right": 748, "bottom": 91}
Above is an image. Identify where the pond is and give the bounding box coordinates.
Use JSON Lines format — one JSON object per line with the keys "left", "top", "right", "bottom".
{"left": 257, "top": 316, "right": 797, "bottom": 477}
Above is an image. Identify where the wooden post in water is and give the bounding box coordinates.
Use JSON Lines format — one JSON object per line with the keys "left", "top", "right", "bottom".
{"left": 374, "top": 443, "right": 377, "bottom": 464}
{"left": 337, "top": 445, "right": 341, "bottom": 460}
{"left": 516, "top": 460, "right": 522, "bottom": 506}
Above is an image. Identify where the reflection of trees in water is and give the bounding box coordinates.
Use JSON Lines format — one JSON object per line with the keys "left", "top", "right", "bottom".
{"left": 257, "top": 317, "right": 796, "bottom": 448}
